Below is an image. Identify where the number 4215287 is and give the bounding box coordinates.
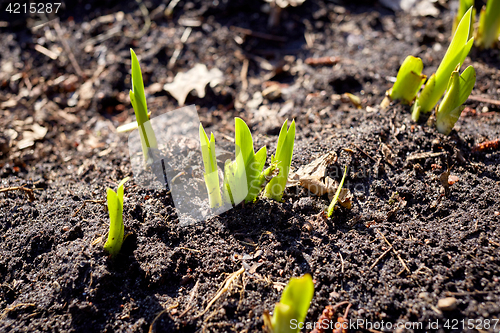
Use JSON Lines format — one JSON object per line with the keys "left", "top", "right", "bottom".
{"left": 6, "top": 3, "right": 62, "bottom": 14}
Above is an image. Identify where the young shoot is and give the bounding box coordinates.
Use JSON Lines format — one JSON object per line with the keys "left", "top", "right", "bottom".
{"left": 130, "top": 49, "right": 158, "bottom": 164}
{"left": 475, "top": 0, "right": 500, "bottom": 49}
{"left": 263, "top": 274, "right": 314, "bottom": 333}
{"left": 383, "top": 55, "right": 426, "bottom": 106}
{"left": 327, "top": 166, "right": 347, "bottom": 218}
{"left": 435, "top": 65, "right": 476, "bottom": 135}
{"left": 234, "top": 118, "right": 268, "bottom": 203}
{"left": 104, "top": 177, "right": 130, "bottom": 257}
{"left": 199, "top": 124, "right": 224, "bottom": 209}
{"left": 264, "top": 119, "right": 296, "bottom": 201}
{"left": 412, "top": 7, "right": 474, "bottom": 121}
{"left": 221, "top": 151, "right": 247, "bottom": 206}
{"left": 453, "top": 0, "right": 474, "bottom": 35}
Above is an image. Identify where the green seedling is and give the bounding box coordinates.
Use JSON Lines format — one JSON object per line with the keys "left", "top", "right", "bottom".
{"left": 130, "top": 49, "right": 158, "bottom": 164}
{"left": 199, "top": 124, "right": 224, "bottom": 209}
{"left": 435, "top": 64, "right": 476, "bottom": 135}
{"left": 263, "top": 274, "right": 314, "bottom": 333}
{"left": 327, "top": 166, "right": 347, "bottom": 218}
{"left": 221, "top": 118, "right": 270, "bottom": 205}
{"left": 475, "top": 0, "right": 500, "bottom": 49}
{"left": 453, "top": 0, "right": 474, "bottom": 35}
{"left": 264, "top": 119, "right": 296, "bottom": 201}
{"left": 104, "top": 177, "right": 130, "bottom": 257}
{"left": 384, "top": 55, "right": 426, "bottom": 105}
{"left": 235, "top": 118, "right": 268, "bottom": 203}
{"left": 412, "top": 7, "right": 474, "bottom": 121}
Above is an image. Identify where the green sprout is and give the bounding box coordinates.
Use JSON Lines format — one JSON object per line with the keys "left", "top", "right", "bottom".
{"left": 475, "top": 0, "right": 500, "bottom": 49}
{"left": 385, "top": 55, "right": 426, "bottom": 105}
{"left": 435, "top": 64, "right": 476, "bottom": 135}
{"left": 199, "top": 124, "right": 224, "bottom": 209}
{"left": 263, "top": 274, "right": 314, "bottom": 333}
{"left": 130, "top": 49, "right": 158, "bottom": 164}
{"left": 327, "top": 166, "right": 347, "bottom": 218}
{"left": 264, "top": 119, "right": 296, "bottom": 201}
{"left": 104, "top": 177, "right": 130, "bottom": 257}
{"left": 412, "top": 7, "right": 474, "bottom": 121}
{"left": 221, "top": 118, "right": 271, "bottom": 205}
{"left": 234, "top": 118, "right": 268, "bottom": 203}
{"left": 453, "top": 0, "right": 474, "bottom": 35}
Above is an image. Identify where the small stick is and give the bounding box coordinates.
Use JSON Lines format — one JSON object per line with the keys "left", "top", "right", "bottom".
{"left": 333, "top": 303, "right": 352, "bottom": 333}
{"left": 230, "top": 26, "right": 287, "bottom": 42}
{"left": 338, "top": 252, "right": 344, "bottom": 274}
{"left": 472, "top": 138, "right": 499, "bottom": 152}
{"left": 53, "top": 21, "right": 84, "bottom": 78}
{"left": 241, "top": 58, "right": 249, "bottom": 91}
{"left": 194, "top": 267, "right": 245, "bottom": 319}
{"left": 489, "top": 239, "right": 500, "bottom": 247}
{"left": 369, "top": 246, "right": 392, "bottom": 270}
{"left": 175, "top": 247, "right": 200, "bottom": 252}
{"left": 0, "top": 186, "right": 36, "bottom": 201}
{"left": 375, "top": 229, "right": 411, "bottom": 274}
{"left": 467, "top": 95, "right": 500, "bottom": 106}
{"left": 305, "top": 56, "right": 340, "bottom": 66}
{"left": 353, "top": 144, "right": 377, "bottom": 163}
{"left": 178, "top": 280, "right": 200, "bottom": 318}
{"left": 148, "top": 302, "right": 179, "bottom": 333}
{"left": 0, "top": 303, "right": 36, "bottom": 320}
{"left": 72, "top": 200, "right": 106, "bottom": 217}
{"left": 168, "top": 27, "right": 192, "bottom": 69}
{"left": 34, "top": 44, "right": 58, "bottom": 60}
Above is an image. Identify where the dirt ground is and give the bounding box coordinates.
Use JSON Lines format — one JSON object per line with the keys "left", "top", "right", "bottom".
{"left": 0, "top": 0, "right": 499, "bottom": 332}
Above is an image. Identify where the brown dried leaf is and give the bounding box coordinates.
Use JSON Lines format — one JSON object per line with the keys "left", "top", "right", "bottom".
{"left": 164, "top": 64, "right": 224, "bottom": 106}
{"left": 17, "top": 123, "right": 48, "bottom": 149}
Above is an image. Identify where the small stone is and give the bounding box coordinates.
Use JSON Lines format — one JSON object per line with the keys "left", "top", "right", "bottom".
{"left": 437, "top": 297, "right": 457, "bottom": 311}
{"left": 418, "top": 292, "right": 431, "bottom": 302}
{"left": 262, "top": 85, "right": 281, "bottom": 100}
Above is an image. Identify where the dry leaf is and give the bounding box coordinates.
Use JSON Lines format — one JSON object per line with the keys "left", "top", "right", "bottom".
{"left": 379, "top": 0, "right": 439, "bottom": 17}
{"left": 17, "top": 123, "right": 48, "bottom": 149}
{"left": 266, "top": 0, "right": 306, "bottom": 8}
{"left": 288, "top": 151, "right": 338, "bottom": 195}
{"left": 337, "top": 188, "right": 353, "bottom": 209}
{"left": 164, "top": 64, "right": 224, "bottom": 105}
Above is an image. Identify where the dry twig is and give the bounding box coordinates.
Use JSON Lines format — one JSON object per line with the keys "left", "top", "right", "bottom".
{"left": 0, "top": 186, "right": 37, "bottom": 201}
{"left": 472, "top": 138, "right": 499, "bottom": 152}
{"left": 53, "top": 21, "right": 84, "bottom": 78}
{"left": 194, "top": 267, "right": 245, "bottom": 319}
{"left": 375, "top": 229, "right": 411, "bottom": 274}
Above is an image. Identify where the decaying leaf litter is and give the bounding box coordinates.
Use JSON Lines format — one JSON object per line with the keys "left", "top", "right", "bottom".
{"left": 0, "top": 0, "right": 499, "bottom": 332}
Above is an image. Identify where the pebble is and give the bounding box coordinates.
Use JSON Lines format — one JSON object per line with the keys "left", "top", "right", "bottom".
{"left": 262, "top": 85, "right": 281, "bottom": 100}
{"left": 418, "top": 292, "right": 431, "bottom": 302}
{"left": 437, "top": 297, "right": 457, "bottom": 311}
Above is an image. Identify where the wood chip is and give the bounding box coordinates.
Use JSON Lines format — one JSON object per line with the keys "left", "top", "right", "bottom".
{"left": 406, "top": 151, "right": 446, "bottom": 162}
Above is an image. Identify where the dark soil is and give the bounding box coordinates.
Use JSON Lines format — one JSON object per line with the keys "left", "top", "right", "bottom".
{"left": 1, "top": 0, "right": 499, "bottom": 332}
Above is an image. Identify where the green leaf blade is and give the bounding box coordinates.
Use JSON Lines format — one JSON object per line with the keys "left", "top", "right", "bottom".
{"left": 390, "top": 56, "right": 426, "bottom": 105}
{"left": 475, "top": 0, "right": 500, "bottom": 49}
{"left": 271, "top": 274, "right": 314, "bottom": 333}
{"left": 199, "top": 124, "right": 223, "bottom": 208}
{"left": 104, "top": 182, "right": 125, "bottom": 257}
{"left": 264, "top": 120, "right": 296, "bottom": 201}
{"left": 436, "top": 65, "right": 476, "bottom": 135}
{"left": 416, "top": 7, "right": 473, "bottom": 114}
{"left": 327, "top": 165, "right": 348, "bottom": 218}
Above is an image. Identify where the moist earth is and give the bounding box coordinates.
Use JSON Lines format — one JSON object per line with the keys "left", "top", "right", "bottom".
{"left": 0, "top": 0, "right": 499, "bottom": 332}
